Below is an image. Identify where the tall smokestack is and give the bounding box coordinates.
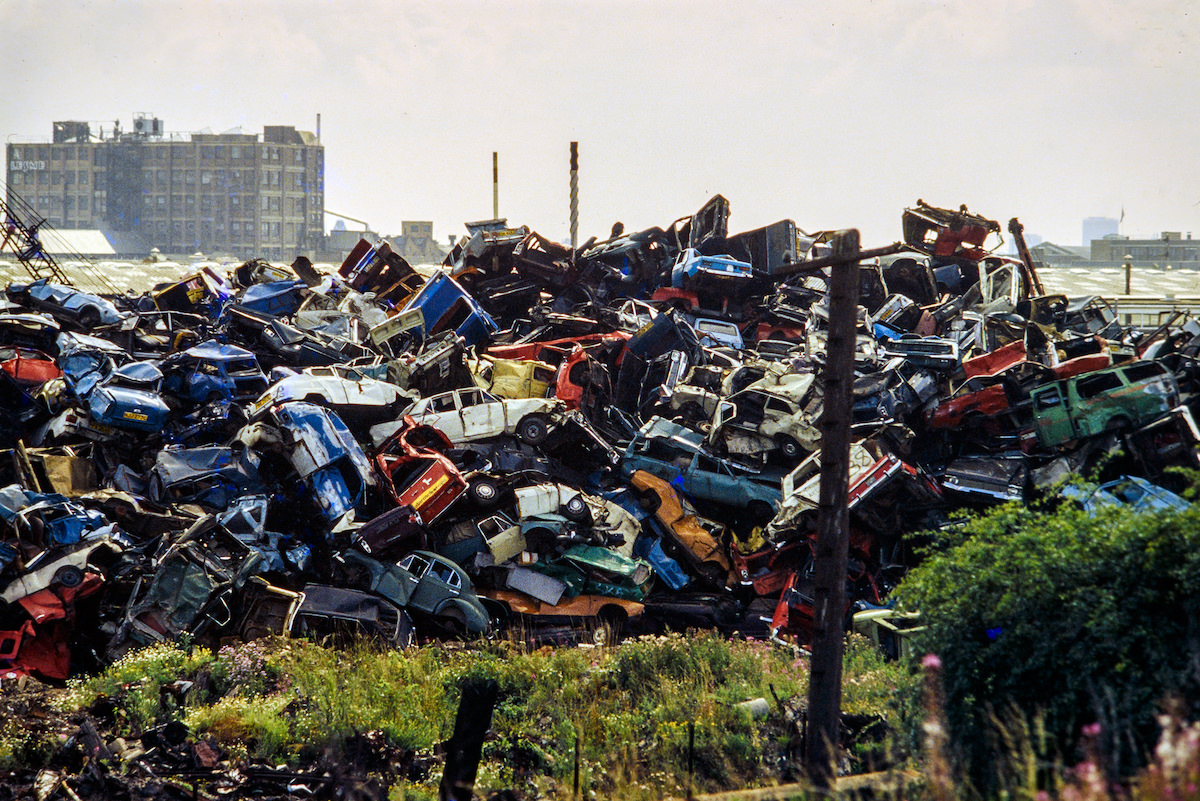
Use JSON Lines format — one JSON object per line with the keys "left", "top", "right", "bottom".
{"left": 569, "top": 142, "right": 579, "bottom": 250}
{"left": 493, "top": 152, "right": 499, "bottom": 219}
{"left": 316, "top": 113, "right": 321, "bottom": 143}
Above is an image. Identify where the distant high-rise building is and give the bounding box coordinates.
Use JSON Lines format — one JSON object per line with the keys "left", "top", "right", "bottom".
{"left": 4, "top": 116, "right": 324, "bottom": 260}
{"left": 1082, "top": 216, "right": 1119, "bottom": 248}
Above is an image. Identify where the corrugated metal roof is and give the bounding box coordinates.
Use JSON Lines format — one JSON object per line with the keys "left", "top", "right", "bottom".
{"left": 0, "top": 229, "right": 115, "bottom": 257}
{"left": 39, "top": 229, "right": 115, "bottom": 256}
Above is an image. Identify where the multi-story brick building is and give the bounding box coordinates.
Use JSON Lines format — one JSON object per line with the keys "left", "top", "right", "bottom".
{"left": 4, "top": 117, "right": 323, "bottom": 260}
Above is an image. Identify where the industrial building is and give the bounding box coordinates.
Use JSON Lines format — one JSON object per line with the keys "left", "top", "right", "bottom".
{"left": 4, "top": 116, "right": 324, "bottom": 260}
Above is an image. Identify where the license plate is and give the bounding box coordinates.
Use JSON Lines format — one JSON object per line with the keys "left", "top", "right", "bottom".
{"left": 123, "top": 411, "right": 149, "bottom": 422}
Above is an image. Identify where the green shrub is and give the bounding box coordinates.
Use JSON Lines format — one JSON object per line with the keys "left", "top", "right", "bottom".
{"left": 898, "top": 498, "right": 1200, "bottom": 791}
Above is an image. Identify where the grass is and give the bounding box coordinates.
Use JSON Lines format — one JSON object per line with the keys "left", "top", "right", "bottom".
{"left": 47, "top": 631, "right": 914, "bottom": 799}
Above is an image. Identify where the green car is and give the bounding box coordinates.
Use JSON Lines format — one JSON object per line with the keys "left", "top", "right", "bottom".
{"left": 336, "top": 549, "right": 491, "bottom": 635}
{"left": 1026, "top": 360, "right": 1177, "bottom": 449}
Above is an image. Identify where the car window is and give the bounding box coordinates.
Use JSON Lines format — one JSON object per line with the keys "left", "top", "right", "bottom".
{"left": 1034, "top": 387, "right": 1063, "bottom": 410}
{"left": 1120, "top": 362, "right": 1166, "bottom": 383}
{"left": 428, "top": 561, "right": 461, "bottom": 588}
{"left": 429, "top": 394, "right": 456, "bottom": 413}
{"left": 764, "top": 396, "right": 794, "bottom": 415}
{"left": 458, "top": 389, "right": 483, "bottom": 407}
{"left": 399, "top": 553, "right": 430, "bottom": 577}
{"left": 1076, "top": 372, "right": 1122, "bottom": 399}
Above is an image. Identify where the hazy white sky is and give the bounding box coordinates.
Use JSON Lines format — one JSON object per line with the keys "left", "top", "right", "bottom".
{"left": 4, "top": 0, "right": 1198, "bottom": 249}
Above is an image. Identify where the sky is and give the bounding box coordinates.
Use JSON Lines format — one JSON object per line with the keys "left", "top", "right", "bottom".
{"left": 3, "top": 0, "right": 1199, "bottom": 250}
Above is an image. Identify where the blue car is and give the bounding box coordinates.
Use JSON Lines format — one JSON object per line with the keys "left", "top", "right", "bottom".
{"left": 86, "top": 361, "right": 171, "bottom": 433}
{"left": 161, "top": 341, "right": 269, "bottom": 405}
{"left": 1063, "top": 475, "right": 1191, "bottom": 514}
{"left": 235, "top": 280, "right": 308, "bottom": 317}
{"left": 399, "top": 271, "right": 498, "bottom": 348}
{"left": 6, "top": 278, "right": 125, "bottom": 329}
{"left": 620, "top": 416, "right": 782, "bottom": 521}
{"left": 245, "top": 401, "right": 376, "bottom": 522}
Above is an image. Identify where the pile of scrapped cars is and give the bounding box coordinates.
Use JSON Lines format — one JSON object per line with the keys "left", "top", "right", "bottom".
{"left": 2, "top": 196, "right": 1199, "bottom": 680}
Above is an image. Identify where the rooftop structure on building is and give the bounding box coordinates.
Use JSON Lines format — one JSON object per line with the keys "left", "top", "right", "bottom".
{"left": 4, "top": 115, "right": 324, "bottom": 261}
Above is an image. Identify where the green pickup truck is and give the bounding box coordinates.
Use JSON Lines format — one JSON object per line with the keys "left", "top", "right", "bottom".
{"left": 1026, "top": 360, "right": 1178, "bottom": 449}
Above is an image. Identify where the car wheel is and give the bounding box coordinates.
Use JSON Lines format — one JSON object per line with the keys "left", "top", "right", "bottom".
{"left": 637, "top": 487, "right": 662, "bottom": 513}
{"left": 78, "top": 306, "right": 101, "bottom": 329}
{"left": 776, "top": 435, "right": 803, "bottom": 460}
{"left": 437, "top": 607, "right": 468, "bottom": 639}
{"left": 562, "top": 494, "right": 591, "bottom": 523}
{"left": 54, "top": 565, "right": 85, "bottom": 589}
{"left": 592, "top": 607, "right": 626, "bottom": 647}
{"left": 516, "top": 414, "right": 550, "bottom": 446}
{"left": 469, "top": 476, "right": 501, "bottom": 508}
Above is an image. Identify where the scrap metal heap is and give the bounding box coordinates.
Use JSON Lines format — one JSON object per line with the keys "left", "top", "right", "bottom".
{"left": 1, "top": 196, "right": 1199, "bottom": 680}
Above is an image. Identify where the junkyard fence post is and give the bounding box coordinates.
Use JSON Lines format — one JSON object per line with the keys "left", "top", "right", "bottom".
{"left": 687, "top": 720, "right": 695, "bottom": 800}
{"left": 804, "top": 229, "right": 861, "bottom": 791}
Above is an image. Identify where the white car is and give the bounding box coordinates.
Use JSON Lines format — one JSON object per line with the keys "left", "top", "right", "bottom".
{"left": 369, "top": 387, "right": 563, "bottom": 447}
{"left": 250, "top": 365, "right": 413, "bottom": 424}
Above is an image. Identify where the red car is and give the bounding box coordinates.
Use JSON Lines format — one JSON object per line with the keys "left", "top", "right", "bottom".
{"left": 486, "top": 332, "right": 630, "bottom": 410}
{"left": 0, "top": 346, "right": 61, "bottom": 388}
{"left": 927, "top": 382, "right": 1011, "bottom": 430}
{"left": 373, "top": 417, "right": 467, "bottom": 524}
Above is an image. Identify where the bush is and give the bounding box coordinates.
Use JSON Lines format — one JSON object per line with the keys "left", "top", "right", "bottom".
{"left": 898, "top": 498, "right": 1200, "bottom": 791}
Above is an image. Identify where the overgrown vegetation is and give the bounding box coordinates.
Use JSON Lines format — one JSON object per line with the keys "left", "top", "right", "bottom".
{"left": 898, "top": 492, "right": 1200, "bottom": 795}
{"left": 50, "top": 632, "right": 914, "bottom": 798}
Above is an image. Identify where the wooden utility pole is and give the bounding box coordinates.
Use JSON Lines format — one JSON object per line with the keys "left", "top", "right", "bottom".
{"left": 804, "top": 229, "right": 861, "bottom": 790}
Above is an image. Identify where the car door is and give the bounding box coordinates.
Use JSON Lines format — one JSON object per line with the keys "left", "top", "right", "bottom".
{"left": 458, "top": 388, "right": 504, "bottom": 441}
{"left": 1032, "top": 384, "right": 1073, "bottom": 446}
{"left": 408, "top": 555, "right": 462, "bottom": 614}
{"left": 414, "top": 391, "right": 464, "bottom": 440}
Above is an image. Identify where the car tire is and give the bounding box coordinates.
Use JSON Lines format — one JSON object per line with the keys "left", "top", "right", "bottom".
{"left": 516, "top": 414, "right": 550, "bottom": 446}
{"left": 469, "top": 476, "right": 501, "bottom": 508}
{"left": 593, "top": 607, "right": 626, "bottom": 647}
{"left": 776, "top": 435, "right": 803, "bottom": 460}
{"left": 54, "top": 565, "right": 85, "bottom": 589}
{"left": 562, "top": 494, "right": 591, "bottom": 523}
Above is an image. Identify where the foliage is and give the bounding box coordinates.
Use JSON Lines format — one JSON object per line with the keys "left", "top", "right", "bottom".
{"left": 59, "top": 631, "right": 912, "bottom": 798}
{"left": 897, "top": 497, "right": 1200, "bottom": 792}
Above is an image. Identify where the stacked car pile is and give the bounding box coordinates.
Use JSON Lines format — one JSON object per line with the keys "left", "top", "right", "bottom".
{"left": 0, "top": 197, "right": 1197, "bottom": 680}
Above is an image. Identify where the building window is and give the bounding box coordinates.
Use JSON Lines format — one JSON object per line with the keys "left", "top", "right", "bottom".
{"left": 51, "top": 172, "right": 61, "bottom": 185}
{"left": 10, "top": 173, "right": 21, "bottom": 185}
{"left": 79, "top": 197, "right": 88, "bottom": 211}
{"left": 10, "top": 147, "right": 20, "bottom": 160}
{"left": 79, "top": 171, "right": 88, "bottom": 185}
{"left": 185, "top": 171, "right": 195, "bottom": 186}
{"left": 231, "top": 145, "right": 241, "bottom": 159}
{"left": 261, "top": 222, "right": 270, "bottom": 238}
{"left": 201, "top": 170, "right": 211, "bottom": 185}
